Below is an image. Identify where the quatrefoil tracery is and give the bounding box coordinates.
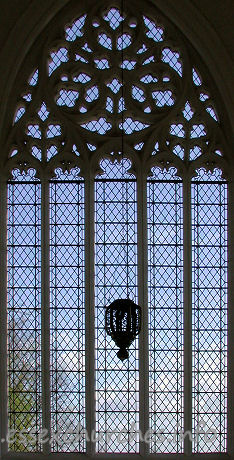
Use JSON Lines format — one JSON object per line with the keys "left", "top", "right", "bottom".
{"left": 7, "top": 1, "right": 226, "bottom": 178}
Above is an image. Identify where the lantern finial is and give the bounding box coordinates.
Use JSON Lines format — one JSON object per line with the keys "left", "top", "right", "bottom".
{"left": 105, "top": 298, "right": 141, "bottom": 361}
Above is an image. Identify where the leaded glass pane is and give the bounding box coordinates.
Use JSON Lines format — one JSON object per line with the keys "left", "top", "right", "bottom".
{"left": 191, "top": 168, "right": 228, "bottom": 453}
{"left": 95, "top": 159, "right": 139, "bottom": 453}
{"left": 7, "top": 169, "right": 42, "bottom": 452}
{"left": 50, "top": 168, "right": 85, "bottom": 452}
{"left": 147, "top": 167, "right": 183, "bottom": 453}
{"left": 5, "top": 2, "right": 230, "bottom": 456}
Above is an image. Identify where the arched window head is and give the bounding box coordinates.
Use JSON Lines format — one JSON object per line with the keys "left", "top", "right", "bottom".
{"left": 6, "top": 0, "right": 228, "bottom": 179}
{"left": 1, "top": 1, "right": 230, "bottom": 459}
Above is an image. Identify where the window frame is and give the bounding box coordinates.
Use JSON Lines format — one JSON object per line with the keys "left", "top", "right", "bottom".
{"left": 0, "top": 0, "right": 233, "bottom": 457}
{"left": 0, "top": 166, "right": 232, "bottom": 459}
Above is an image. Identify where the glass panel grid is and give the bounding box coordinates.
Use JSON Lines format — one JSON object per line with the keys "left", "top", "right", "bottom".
{"left": 50, "top": 171, "right": 85, "bottom": 452}
{"left": 95, "top": 159, "right": 139, "bottom": 453}
{"left": 147, "top": 168, "right": 183, "bottom": 453}
{"left": 191, "top": 172, "right": 228, "bottom": 453}
{"left": 6, "top": 162, "right": 229, "bottom": 456}
{"left": 7, "top": 172, "right": 42, "bottom": 452}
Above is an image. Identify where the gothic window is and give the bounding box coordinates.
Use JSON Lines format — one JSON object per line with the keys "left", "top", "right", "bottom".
{"left": 1, "top": 1, "right": 230, "bottom": 457}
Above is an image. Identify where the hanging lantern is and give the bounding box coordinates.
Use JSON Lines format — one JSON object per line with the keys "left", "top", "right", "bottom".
{"left": 105, "top": 298, "right": 141, "bottom": 361}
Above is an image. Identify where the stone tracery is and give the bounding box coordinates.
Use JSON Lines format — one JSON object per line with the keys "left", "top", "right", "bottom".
{"left": 8, "top": 1, "right": 226, "bottom": 177}
{"left": 2, "top": 2, "right": 230, "bottom": 456}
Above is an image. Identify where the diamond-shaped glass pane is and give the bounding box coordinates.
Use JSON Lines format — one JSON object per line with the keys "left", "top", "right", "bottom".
{"left": 103, "top": 8, "right": 124, "bottom": 30}
{"left": 65, "top": 15, "right": 86, "bottom": 41}
{"left": 95, "top": 159, "right": 139, "bottom": 453}
{"left": 143, "top": 16, "right": 164, "bottom": 42}
{"left": 7, "top": 170, "right": 42, "bottom": 452}
{"left": 191, "top": 169, "right": 228, "bottom": 453}
{"left": 50, "top": 169, "right": 85, "bottom": 453}
{"left": 48, "top": 48, "right": 68, "bottom": 76}
{"left": 147, "top": 167, "right": 183, "bottom": 453}
{"left": 162, "top": 48, "right": 182, "bottom": 76}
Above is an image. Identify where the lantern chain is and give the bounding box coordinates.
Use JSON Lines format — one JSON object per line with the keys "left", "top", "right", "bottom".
{"left": 120, "top": 0, "right": 130, "bottom": 299}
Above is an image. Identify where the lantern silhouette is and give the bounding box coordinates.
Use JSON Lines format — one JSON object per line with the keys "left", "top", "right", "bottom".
{"left": 105, "top": 298, "right": 141, "bottom": 361}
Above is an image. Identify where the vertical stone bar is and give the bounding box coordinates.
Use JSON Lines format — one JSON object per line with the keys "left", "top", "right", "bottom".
{"left": 227, "top": 177, "right": 234, "bottom": 455}
{"left": 41, "top": 176, "right": 51, "bottom": 454}
{"left": 0, "top": 176, "right": 8, "bottom": 457}
{"left": 183, "top": 175, "right": 192, "bottom": 455}
{"left": 85, "top": 173, "right": 95, "bottom": 455}
{"left": 137, "top": 170, "right": 149, "bottom": 455}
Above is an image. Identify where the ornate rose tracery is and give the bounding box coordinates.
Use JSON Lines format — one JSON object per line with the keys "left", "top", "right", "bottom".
{"left": 7, "top": 1, "right": 227, "bottom": 177}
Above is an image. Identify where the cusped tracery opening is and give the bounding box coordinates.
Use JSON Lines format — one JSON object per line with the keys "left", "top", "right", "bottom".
{"left": 4, "top": 1, "right": 229, "bottom": 457}
{"left": 7, "top": 1, "right": 226, "bottom": 179}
